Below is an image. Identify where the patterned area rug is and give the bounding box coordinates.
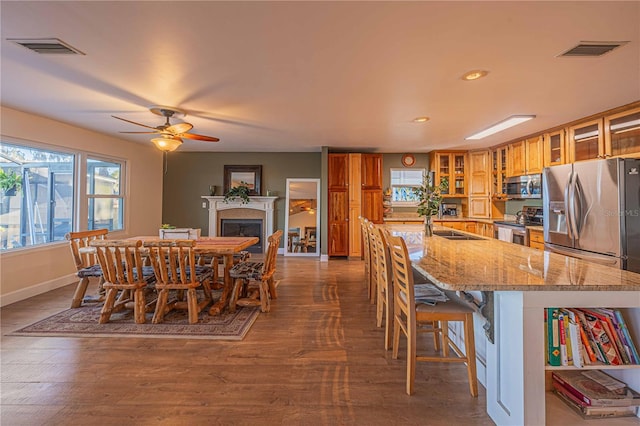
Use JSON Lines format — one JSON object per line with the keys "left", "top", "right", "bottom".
{"left": 10, "top": 291, "right": 260, "bottom": 341}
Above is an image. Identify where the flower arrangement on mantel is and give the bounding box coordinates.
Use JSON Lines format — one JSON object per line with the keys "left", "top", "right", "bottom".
{"left": 413, "top": 173, "right": 448, "bottom": 236}
{"left": 224, "top": 182, "right": 251, "bottom": 204}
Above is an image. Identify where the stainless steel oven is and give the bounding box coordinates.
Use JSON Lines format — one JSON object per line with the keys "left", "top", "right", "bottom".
{"left": 493, "top": 222, "right": 528, "bottom": 245}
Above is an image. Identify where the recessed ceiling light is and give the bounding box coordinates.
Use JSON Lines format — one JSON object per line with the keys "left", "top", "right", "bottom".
{"left": 412, "top": 117, "right": 430, "bottom": 123}
{"left": 465, "top": 115, "right": 536, "bottom": 140}
{"left": 462, "top": 70, "right": 489, "bottom": 81}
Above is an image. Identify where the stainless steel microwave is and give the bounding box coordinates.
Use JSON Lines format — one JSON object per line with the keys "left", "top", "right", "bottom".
{"left": 505, "top": 174, "right": 542, "bottom": 199}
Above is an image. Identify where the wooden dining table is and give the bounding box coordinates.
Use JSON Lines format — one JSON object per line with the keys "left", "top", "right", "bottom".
{"left": 127, "top": 235, "right": 259, "bottom": 315}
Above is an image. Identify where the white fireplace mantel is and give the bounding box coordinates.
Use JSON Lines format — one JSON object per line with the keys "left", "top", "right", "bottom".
{"left": 201, "top": 196, "right": 277, "bottom": 250}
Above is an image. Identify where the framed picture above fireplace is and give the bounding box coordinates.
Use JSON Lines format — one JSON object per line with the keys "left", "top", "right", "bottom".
{"left": 223, "top": 165, "right": 262, "bottom": 196}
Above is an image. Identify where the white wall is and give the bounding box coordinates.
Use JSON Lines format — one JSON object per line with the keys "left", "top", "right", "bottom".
{"left": 0, "top": 106, "right": 164, "bottom": 306}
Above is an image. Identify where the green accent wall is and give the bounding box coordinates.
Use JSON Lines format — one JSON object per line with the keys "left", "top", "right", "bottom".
{"left": 162, "top": 152, "right": 321, "bottom": 237}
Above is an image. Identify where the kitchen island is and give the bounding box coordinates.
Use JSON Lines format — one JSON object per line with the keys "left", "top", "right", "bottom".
{"left": 384, "top": 223, "right": 640, "bottom": 425}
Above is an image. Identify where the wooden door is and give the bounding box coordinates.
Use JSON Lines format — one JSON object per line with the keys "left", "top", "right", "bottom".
{"left": 328, "top": 154, "right": 349, "bottom": 256}
{"left": 525, "top": 136, "right": 544, "bottom": 174}
{"left": 348, "top": 154, "right": 362, "bottom": 257}
{"left": 508, "top": 141, "right": 526, "bottom": 177}
{"left": 361, "top": 154, "right": 382, "bottom": 190}
{"left": 361, "top": 190, "right": 383, "bottom": 224}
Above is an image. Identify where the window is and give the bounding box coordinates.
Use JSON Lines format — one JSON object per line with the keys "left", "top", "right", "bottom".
{"left": 390, "top": 168, "right": 425, "bottom": 206}
{"left": 87, "top": 158, "right": 124, "bottom": 231}
{"left": 0, "top": 142, "right": 75, "bottom": 250}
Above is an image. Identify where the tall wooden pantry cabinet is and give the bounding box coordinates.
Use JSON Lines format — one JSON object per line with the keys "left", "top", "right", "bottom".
{"left": 327, "top": 153, "right": 383, "bottom": 257}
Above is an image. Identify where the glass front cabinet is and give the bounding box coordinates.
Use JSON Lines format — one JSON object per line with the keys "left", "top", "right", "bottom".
{"left": 604, "top": 106, "right": 640, "bottom": 158}
{"left": 433, "top": 151, "right": 467, "bottom": 197}
{"left": 544, "top": 129, "right": 566, "bottom": 166}
{"left": 568, "top": 118, "right": 604, "bottom": 162}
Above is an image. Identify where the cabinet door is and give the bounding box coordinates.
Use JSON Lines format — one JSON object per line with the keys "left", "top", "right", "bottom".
{"left": 469, "top": 197, "right": 490, "bottom": 218}
{"left": 508, "top": 141, "right": 526, "bottom": 177}
{"left": 525, "top": 136, "right": 544, "bottom": 174}
{"left": 469, "top": 150, "right": 489, "bottom": 196}
{"left": 544, "top": 130, "right": 565, "bottom": 166}
{"left": 465, "top": 222, "right": 477, "bottom": 233}
{"left": 362, "top": 190, "right": 383, "bottom": 224}
{"left": 491, "top": 147, "right": 508, "bottom": 198}
{"left": 348, "top": 154, "right": 362, "bottom": 256}
{"left": 328, "top": 190, "right": 348, "bottom": 256}
{"left": 568, "top": 118, "right": 604, "bottom": 162}
{"left": 361, "top": 154, "right": 382, "bottom": 190}
{"left": 604, "top": 106, "right": 640, "bottom": 158}
{"left": 452, "top": 153, "right": 467, "bottom": 196}
{"left": 436, "top": 153, "right": 451, "bottom": 195}
{"left": 328, "top": 154, "right": 348, "bottom": 190}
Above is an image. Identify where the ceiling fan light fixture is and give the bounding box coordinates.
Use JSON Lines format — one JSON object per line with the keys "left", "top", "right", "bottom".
{"left": 151, "top": 136, "right": 183, "bottom": 152}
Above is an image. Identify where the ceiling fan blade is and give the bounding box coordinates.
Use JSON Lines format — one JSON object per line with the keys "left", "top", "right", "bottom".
{"left": 112, "top": 115, "right": 158, "bottom": 130}
{"left": 166, "top": 122, "right": 193, "bottom": 134}
{"left": 179, "top": 133, "right": 220, "bottom": 142}
{"left": 119, "top": 131, "right": 160, "bottom": 134}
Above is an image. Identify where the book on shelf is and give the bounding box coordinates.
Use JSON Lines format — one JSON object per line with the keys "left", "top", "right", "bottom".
{"left": 583, "top": 308, "right": 628, "bottom": 364}
{"left": 598, "top": 308, "right": 640, "bottom": 365}
{"left": 551, "top": 370, "right": 640, "bottom": 407}
{"left": 547, "top": 308, "right": 561, "bottom": 366}
{"left": 553, "top": 382, "right": 639, "bottom": 419}
{"left": 568, "top": 308, "right": 598, "bottom": 364}
{"left": 580, "top": 309, "right": 621, "bottom": 365}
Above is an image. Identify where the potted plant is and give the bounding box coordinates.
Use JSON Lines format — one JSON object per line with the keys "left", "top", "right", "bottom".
{"left": 224, "top": 182, "right": 251, "bottom": 204}
{"left": 0, "top": 169, "right": 23, "bottom": 196}
{"left": 413, "top": 173, "right": 448, "bottom": 236}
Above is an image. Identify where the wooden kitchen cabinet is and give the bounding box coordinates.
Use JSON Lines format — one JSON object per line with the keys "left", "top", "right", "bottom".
{"left": 507, "top": 136, "right": 543, "bottom": 176}
{"left": 476, "top": 222, "right": 494, "bottom": 238}
{"left": 468, "top": 150, "right": 490, "bottom": 218}
{"left": 568, "top": 118, "right": 604, "bottom": 162}
{"left": 604, "top": 106, "right": 640, "bottom": 158}
{"left": 328, "top": 152, "right": 383, "bottom": 257}
{"left": 543, "top": 130, "right": 566, "bottom": 166}
{"left": 328, "top": 153, "right": 349, "bottom": 256}
{"left": 433, "top": 151, "right": 467, "bottom": 197}
{"left": 528, "top": 228, "right": 544, "bottom": 250}
{"left": 491, "top": 146, "right": 508, "bottom": 199}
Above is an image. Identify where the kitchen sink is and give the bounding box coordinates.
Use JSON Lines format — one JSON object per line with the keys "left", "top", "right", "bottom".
{"left": 432, "top": 230, "right": 485, "bottom": 240}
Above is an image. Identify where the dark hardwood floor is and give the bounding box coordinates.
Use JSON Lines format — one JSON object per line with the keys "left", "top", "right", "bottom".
{"left": 1, "top": 257, "right": 493, "bottom": 425}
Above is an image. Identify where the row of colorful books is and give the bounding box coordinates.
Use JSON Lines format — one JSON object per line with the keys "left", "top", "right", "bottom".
{"left": 552, "top": 370, "right": 640, "bottom": 419}
{"left": 545, "top": 307, "right": 640, "bottom": 367}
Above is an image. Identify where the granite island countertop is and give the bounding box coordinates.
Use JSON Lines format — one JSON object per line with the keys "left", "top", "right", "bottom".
{"left": 384, "top": 223, "right": 640, "bottom": 292}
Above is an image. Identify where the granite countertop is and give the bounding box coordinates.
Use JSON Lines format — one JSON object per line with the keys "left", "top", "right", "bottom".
{"left": 383, "top": 223, "right": 640, "bottom": 292}
{"left": 383, "top": 216, "right": 500, "bottom": 223}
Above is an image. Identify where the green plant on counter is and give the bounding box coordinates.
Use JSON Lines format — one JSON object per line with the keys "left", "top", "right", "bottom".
{"left": 224, "top": 182, "right": 251, "bottom": 204}
{"left": 413, "top": 174, "right": 448, "bottom": 217}
{"left": 0, "top": 169, "right": 23, "bottom": 195}
{"left": 160, "top": 224, "right": 176, "bottom": 229}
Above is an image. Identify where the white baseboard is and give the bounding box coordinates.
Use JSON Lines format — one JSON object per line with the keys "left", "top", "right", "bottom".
{"left": 320, "top": 254, "right": 329, "bottom": 262}
{"left": 0, "top": 273, "right": 76, "bottom": 307}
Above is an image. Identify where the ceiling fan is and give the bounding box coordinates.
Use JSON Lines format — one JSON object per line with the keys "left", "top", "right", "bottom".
{"left": 112, "top": 106, "right": 220, "bottom": 152}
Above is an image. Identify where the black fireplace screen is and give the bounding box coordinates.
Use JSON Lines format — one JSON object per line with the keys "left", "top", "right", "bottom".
{"left": 221, "top": 219, "right": 263, "bottom": 253}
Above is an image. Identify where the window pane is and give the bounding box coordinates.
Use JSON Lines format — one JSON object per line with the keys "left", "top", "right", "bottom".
{"left": 89, "top": 197, "right": 123, "bottom": 231}
{"left": 391, "top": 169, "right": 424, "bottom": 186}
{"left": 87, "top": 159, "right": 121, "bottom": 195}
{"left": 0, "top": 142, "right": 74, "bottom": 250}
{"left": 392, "top": 187, "right": 420, "bottom": 203}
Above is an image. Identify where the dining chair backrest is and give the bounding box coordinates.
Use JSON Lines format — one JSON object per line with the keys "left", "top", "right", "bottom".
{"left": 262, "top": 229, "right": 283, "bottom": 278}
{"left": 366, "top": 220, "right": 379, "bottom": 303}
{"left": 375, "top": 226, "right": 394, "bottom": 350}
{"left": 66, "top": 229, "right": 109, "bottom": 271}
{"left": 143, "top": 239, "right": 198, "bottom": 285}
{"left": 386, "top": 233, "right": 415, "bottom": 322}
{"left": 359, "top": 216, "right": 372, "bottom": 299}
{"left": 89, "top": 239, "right": 145, "bottom": 287}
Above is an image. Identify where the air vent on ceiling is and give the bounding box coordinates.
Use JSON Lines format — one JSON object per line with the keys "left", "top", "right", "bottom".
{"left": 8, "top": 38, "right": 85, "bottom": 55}
{"left": 559, "top": 41, "right": 627, "bottom": 57}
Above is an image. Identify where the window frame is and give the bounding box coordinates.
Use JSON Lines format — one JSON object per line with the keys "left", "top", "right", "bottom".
{"left": 389, "top": 167, "right": 425, "bottom": 207}
{"left": 0, "top": 136, "right": 128, "bottom": 253}
{"left": 85, "top": 155, "right": 126, "bottom": 232}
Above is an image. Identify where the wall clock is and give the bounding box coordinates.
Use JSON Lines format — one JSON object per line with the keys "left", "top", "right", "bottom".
{"left": 401, "top": 154, "right": 416, "bottom": 167}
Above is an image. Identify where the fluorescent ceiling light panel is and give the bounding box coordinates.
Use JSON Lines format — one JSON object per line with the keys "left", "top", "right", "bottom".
{"left": 465, "top": 115, "right": 536, "bottom": 140}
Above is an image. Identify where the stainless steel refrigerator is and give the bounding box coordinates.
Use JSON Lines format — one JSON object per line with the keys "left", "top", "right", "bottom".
{"left": 543, "top": 158, "right": 640, "bottom": 273}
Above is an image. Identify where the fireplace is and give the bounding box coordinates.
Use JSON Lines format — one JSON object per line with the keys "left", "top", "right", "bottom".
{"left": 221, "top": 219, "right": 263, "bottom": 253}
{"left": 202, "top": 196, "right": 277, "bottom": 254}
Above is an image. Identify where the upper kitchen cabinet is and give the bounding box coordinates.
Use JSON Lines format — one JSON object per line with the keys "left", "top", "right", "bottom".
{"left": 543, "top": 130, "right": 566, "bottom": 167}
{"left": 361, "top": 154, "right": 383, "bottom": 190}
{"left": 433, "top": 151, "right": 467, "bottom": 197}
{"left": 507, "top": 136, "right": 543, "bottom": 176}
{"left": 604, "top": 106, "right": 640, "bottom": 158}
{"left": 491, "top": 146, "right": 508, "bottom": 200}
{"left": 568, "top": 118, "right": 604, "bottom": 162}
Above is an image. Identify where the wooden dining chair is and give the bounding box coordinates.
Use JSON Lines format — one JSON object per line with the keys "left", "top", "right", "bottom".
{"left": 386, "top": 234, "right": 478, "bottom": 397}
{"left": 65, "top": 229, "right": 108, "bottom": 308}
{"left": 366, "top": 220, "right": 379, "bottom": 305}
{"left": 144, "top": 240, "right": 214, "bottom": 324}
{"left": 228, "top": 230, "right": 283, "bottom": 313}
{"left": 358, "top": 216, "right": 372, "bottom": 300}
{"left": 89, "top": 239, "right": 156, "bottom": 324}
{"left": 373, "top": 226, "right": 393, "bottom": 350}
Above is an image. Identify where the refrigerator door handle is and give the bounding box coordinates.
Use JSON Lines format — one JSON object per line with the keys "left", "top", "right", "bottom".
{"left": 573, "top": 175, "right": 584, "bottom": 237}
{"left": 564, "top": 171, "right": 573, "bottom": 240}
{"left": 568, "top": 171, "right": 579, "bottom": 240}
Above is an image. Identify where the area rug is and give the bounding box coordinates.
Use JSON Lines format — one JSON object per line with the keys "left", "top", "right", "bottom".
{"left": 10, "top": 294, "right": 260, "bottom": 341}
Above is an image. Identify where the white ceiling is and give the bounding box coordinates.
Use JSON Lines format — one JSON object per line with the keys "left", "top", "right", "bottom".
{"left": 1, "top": 1, "right": 639, "bottom": 153}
